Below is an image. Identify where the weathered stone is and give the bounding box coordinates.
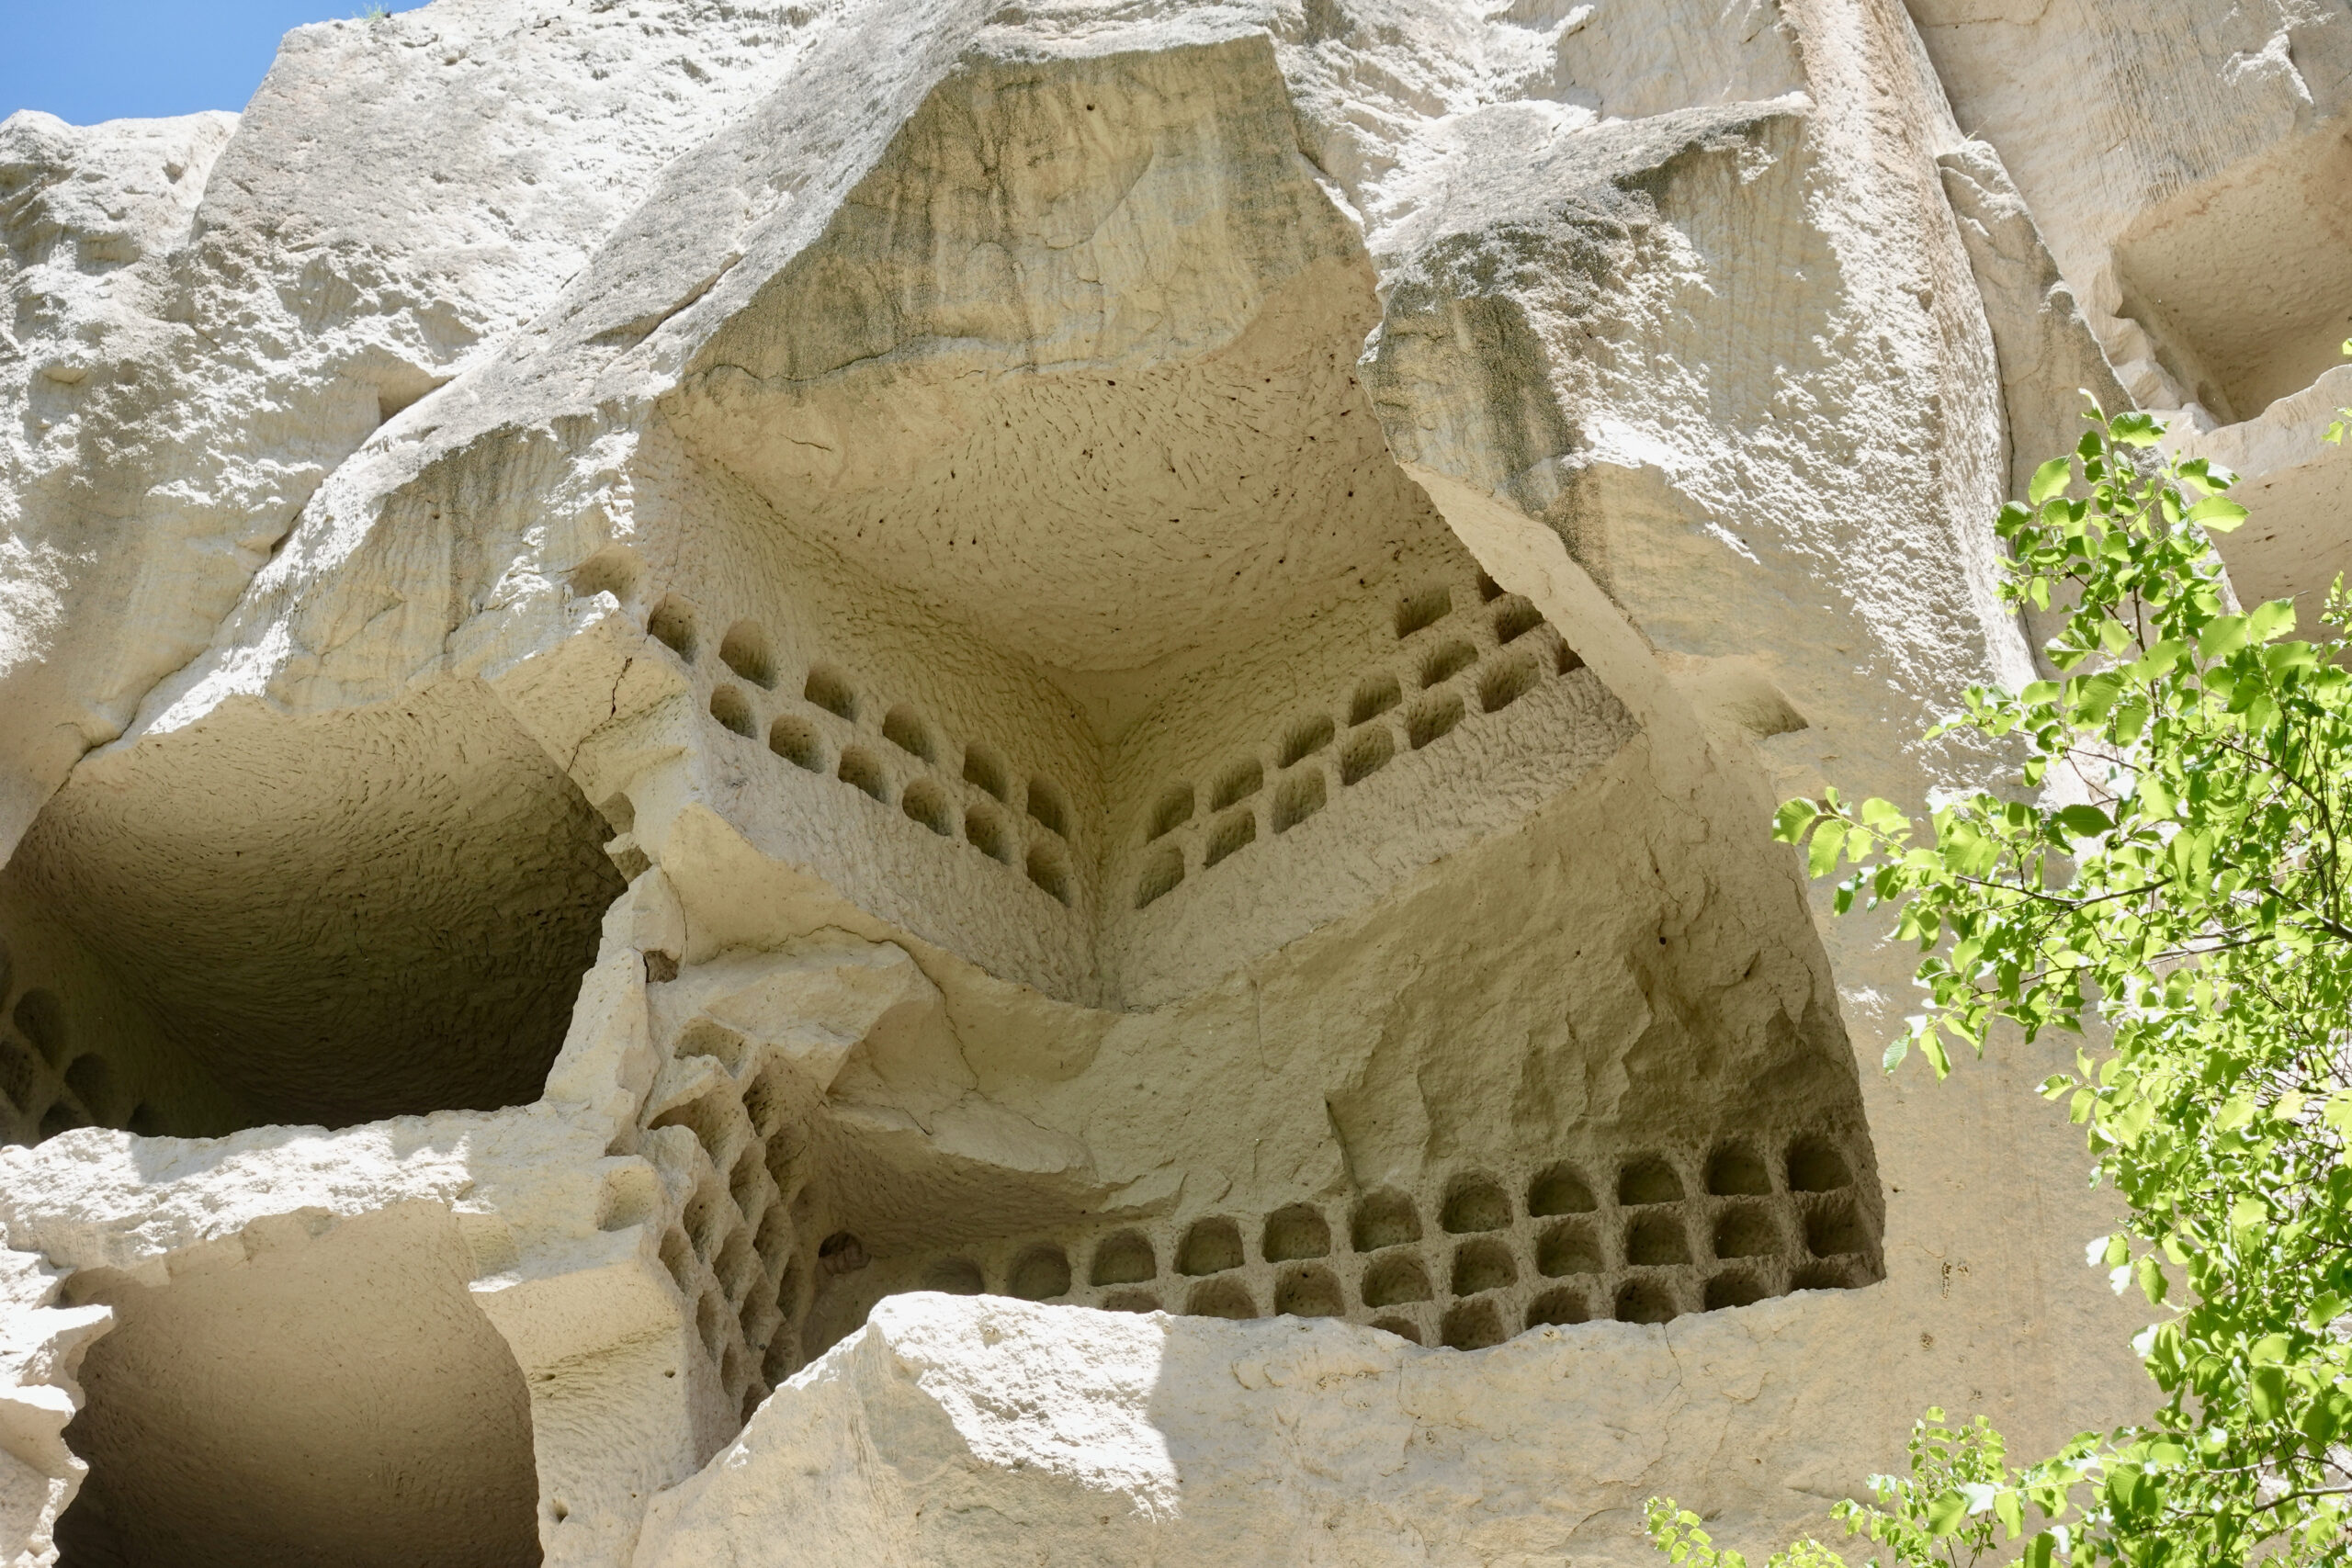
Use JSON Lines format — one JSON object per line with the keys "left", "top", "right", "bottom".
{"left": 2, "top": 0, "right": 2338, "bottom": 1564}
{"left": 1911, "top": 0, "right": 2352, "bottom": 626}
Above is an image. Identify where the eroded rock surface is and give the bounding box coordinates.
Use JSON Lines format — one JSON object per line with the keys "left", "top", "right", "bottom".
{"left": 2, "top": 0, "right": 2335, "bottom": 1564}
{"left": 1910, "top": 0, "right": 2352, "bottom": 630}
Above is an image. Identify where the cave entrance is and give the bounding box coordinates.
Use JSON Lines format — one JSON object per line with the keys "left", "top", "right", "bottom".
{"left": 54, "top": 1201, "right": 541, "bottom": 1568}
{"left": 3, "top": 679, "right": 626, "bottom": 1136}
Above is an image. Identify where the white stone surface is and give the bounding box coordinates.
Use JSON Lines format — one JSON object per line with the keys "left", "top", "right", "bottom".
{"left": 2168, "top": 366, "right": 2352, "bottom": 638}
{"left": 0, "top": 2, "right": 816, "bottom": 852}
{"left": 631, "top": 1291, "right": 1929, "bottom": 1568}
{"left": 2, "top": 0, "right": 2312, "bottom": 1564}
{"left": 1911, "top": 0, "right": 2352, "bottom": 624}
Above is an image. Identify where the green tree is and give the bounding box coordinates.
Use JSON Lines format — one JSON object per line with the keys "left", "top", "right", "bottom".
{"left": 1652, "top": 402, "right": 2352, "bottom": 1565}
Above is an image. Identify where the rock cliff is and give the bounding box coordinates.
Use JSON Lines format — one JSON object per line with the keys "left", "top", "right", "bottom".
{"left": 0, "top": 1, "right": 2342, "bottom": 1563}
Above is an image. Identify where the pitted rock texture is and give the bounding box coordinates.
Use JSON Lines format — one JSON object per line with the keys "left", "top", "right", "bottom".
{"left": 3, "top": 0, "right": 2333, "bottom": 1566}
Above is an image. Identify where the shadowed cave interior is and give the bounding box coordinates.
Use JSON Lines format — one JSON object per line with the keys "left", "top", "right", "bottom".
{"left": 0, "top": 679, "right": 625, "bottom": 1140}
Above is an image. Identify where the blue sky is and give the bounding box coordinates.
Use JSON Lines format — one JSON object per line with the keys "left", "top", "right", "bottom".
{"left": 1, "top": 1, "right": 427, "bottom": 126}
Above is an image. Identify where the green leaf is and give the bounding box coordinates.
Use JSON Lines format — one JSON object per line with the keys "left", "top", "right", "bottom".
{"left": 1860, "top": 797, "right": 1908, "bottom": 833}
{"left": 2107, "top": 1094, "right": 2154, "bottom": 1145}
{"left": 2030, "top": 457, "right": 2073, "bottom": 504}
{"left": 2057, "top": 804, "right": 2112, "bottom": 840}
{"left": 1919, "top": 1029, "right": 1952, "bottom": 1079}
{"left": 1806, "top": 819, "right": 1848, "bottom": 880}
{"left": 2073, "top": 671, "right": 2124, "bottom": 722}
{"left": 2252, "top": 1364, "right": 2289, "bottom": 1422}
{"left": 2186, "top": 496, "right": 2249, "bottom": 534}
{"left": 2134, "top": 1254, "right": 2166, "bottom": 1305}
{"left": 2248, "top": 598, "right": 2298, "bottom": 643}
{"left": 1926, "top": 1491, "right": 1971, "bottom": 1538}
{"left": 2129, "top": 639, "right": 2186, "bottom": 682}
{"left": 2198, "top": 615, "right": 2250, "bottom": 660}
{"left": 1773, "top": 798, "right": 1820, "bottom": 844}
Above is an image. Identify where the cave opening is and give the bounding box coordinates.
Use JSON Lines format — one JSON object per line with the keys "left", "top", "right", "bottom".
{"left": 3, "top": 680, "right": 625, "bottom": 1136}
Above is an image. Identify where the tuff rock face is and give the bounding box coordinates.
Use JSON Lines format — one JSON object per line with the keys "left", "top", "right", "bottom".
{"left": 0, "top": 1, "right": 2342, "bottom": 1563}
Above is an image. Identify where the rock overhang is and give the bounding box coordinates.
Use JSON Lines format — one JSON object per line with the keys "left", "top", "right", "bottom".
{"left": 667, "top": 35, "right": 1400, "bottom": 678}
